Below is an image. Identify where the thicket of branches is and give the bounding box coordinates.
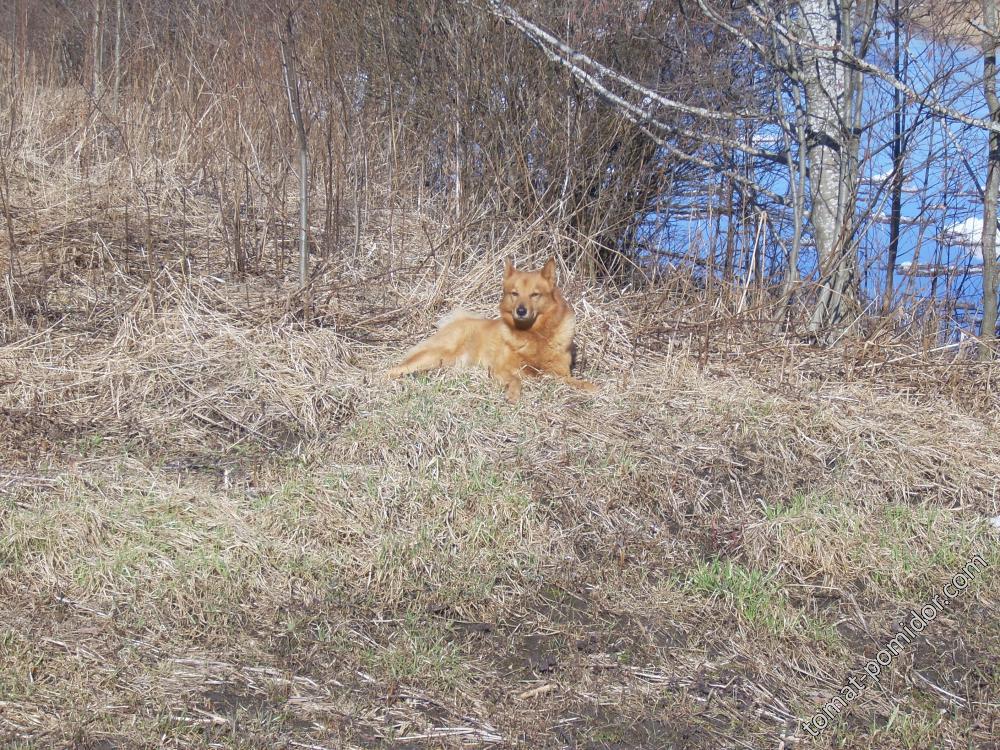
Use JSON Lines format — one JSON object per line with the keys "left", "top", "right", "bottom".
{"left": 2, "top": 0, "right": 999, "bottom": 355}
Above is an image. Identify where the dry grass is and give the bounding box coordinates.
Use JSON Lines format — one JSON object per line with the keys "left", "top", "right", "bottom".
{"left": 2, "top": 82, "right": 1000, "bottom": 750}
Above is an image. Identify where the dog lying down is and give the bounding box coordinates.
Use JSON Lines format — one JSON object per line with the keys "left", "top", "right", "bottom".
{"left": 388, "top": 258, "right": 597, "bottom": 402}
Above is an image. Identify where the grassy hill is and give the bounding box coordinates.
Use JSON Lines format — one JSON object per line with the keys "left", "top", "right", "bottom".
{"left": 2, "top": 84, "right": 999, "bottom": 750}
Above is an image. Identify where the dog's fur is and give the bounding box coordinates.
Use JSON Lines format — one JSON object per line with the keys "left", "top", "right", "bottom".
{"left": 388, "top": 258, "right": 597, "bottom": 401}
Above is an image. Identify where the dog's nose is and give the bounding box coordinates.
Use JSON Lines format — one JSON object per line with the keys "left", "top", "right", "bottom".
{"left": 516, "top": 305, "right": 527, "bottom": 318}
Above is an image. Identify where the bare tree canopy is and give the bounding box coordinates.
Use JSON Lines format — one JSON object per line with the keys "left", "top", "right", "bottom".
{"left": 3, "top": 0, "right": 999, "bottom": 347}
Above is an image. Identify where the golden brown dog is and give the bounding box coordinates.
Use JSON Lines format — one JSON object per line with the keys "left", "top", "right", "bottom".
{"left": 388, "top": 258, "right": 596, "bottom": 401}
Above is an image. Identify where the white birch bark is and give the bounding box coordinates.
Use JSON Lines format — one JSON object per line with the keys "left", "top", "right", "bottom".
{"left": 795, "top": 0, "right": 874, "bottom": 336}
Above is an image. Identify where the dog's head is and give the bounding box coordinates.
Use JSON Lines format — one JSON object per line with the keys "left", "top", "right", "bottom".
{"left": 499, "top": 257, "right": 559, "bottom": 330}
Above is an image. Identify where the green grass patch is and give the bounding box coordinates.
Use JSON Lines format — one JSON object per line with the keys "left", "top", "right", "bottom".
{"left": 684, "top": 559, "right": 791, "bottom": 635}
{"left": 361, "top": 616, "right": 463, "bottom": 688}
{"left": 767, "top": 492, "right": 995, "bottom": 601}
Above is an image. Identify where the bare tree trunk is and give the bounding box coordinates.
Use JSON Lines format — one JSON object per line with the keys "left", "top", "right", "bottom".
{"left": 92, "top": 0, "right": 104, "bottom": 100}
{"left": 802, "top": 0, "right": 846, "bottom": 333}
{"left": 797, "top": 0, "right": 849, "bottom": 335}
{"left": 281, "top": 14, "right": 309, "bottom": 291}
{"left": 982, "top": 0, "right": 1000, "bottom": 358}
{"left": 113, "top": 0, "right": 122, "bottom": 109}
{"left": 9, "top": 1, "right": 17, "bottom": 87}
{"left": 797, "top": 0, "right": 874, "bottom": 338}
{"left": 884, "top": 0, "right": 906, "bottom": 313}
{"left": 723, "top": 173, "right": 736, "bottom": 280}
{"left": 779, "top": 78, "right": 807, "bottom": 308}
{"left": 0, "top": 153, "right": 17, "bottom": 282}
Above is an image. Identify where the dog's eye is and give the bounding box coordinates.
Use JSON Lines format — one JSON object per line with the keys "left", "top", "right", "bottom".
{"left": 510, "top": 291, "right": 519, "bottom": 298}
{"left": 530, "top": 292, "right": 540, "bottom": 299}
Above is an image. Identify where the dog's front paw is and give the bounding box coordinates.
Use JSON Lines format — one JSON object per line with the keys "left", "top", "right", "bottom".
{"left": 504, "top": 380, "right": 522, "bottom": 403}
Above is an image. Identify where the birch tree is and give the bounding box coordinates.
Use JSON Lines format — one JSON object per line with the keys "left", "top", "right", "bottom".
{"left": 791, "top": 0, "right": 877, "bottom": 337}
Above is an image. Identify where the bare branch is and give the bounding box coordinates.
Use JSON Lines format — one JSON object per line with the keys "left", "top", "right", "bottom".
{"left": 483, "top": 0, "right": 752, "bottom": 123}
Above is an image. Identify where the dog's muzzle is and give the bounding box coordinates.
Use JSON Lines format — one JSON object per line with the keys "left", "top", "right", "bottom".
{"left": 512, "top": 305, "right": 535, "bottom": 329}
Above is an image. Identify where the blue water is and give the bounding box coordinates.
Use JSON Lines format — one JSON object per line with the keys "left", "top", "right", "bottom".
{"left": 639, "top": 26, "right": 995, "bottom": 335}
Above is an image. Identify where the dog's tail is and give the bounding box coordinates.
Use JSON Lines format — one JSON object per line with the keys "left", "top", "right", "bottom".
{"left": 436, "top": 309, "right": 484, "bottom": 329}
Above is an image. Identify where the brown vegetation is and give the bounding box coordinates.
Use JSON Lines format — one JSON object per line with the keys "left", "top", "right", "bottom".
{"left": 1, "top": 1, "right": 999, "bottom": 748}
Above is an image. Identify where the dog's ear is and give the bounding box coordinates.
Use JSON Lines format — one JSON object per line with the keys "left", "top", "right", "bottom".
{"left": 503, "top": 257, "right": 515, "bottom": 279}
{"left": 541, "top": 257, "right": 557, "bottom": 283}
